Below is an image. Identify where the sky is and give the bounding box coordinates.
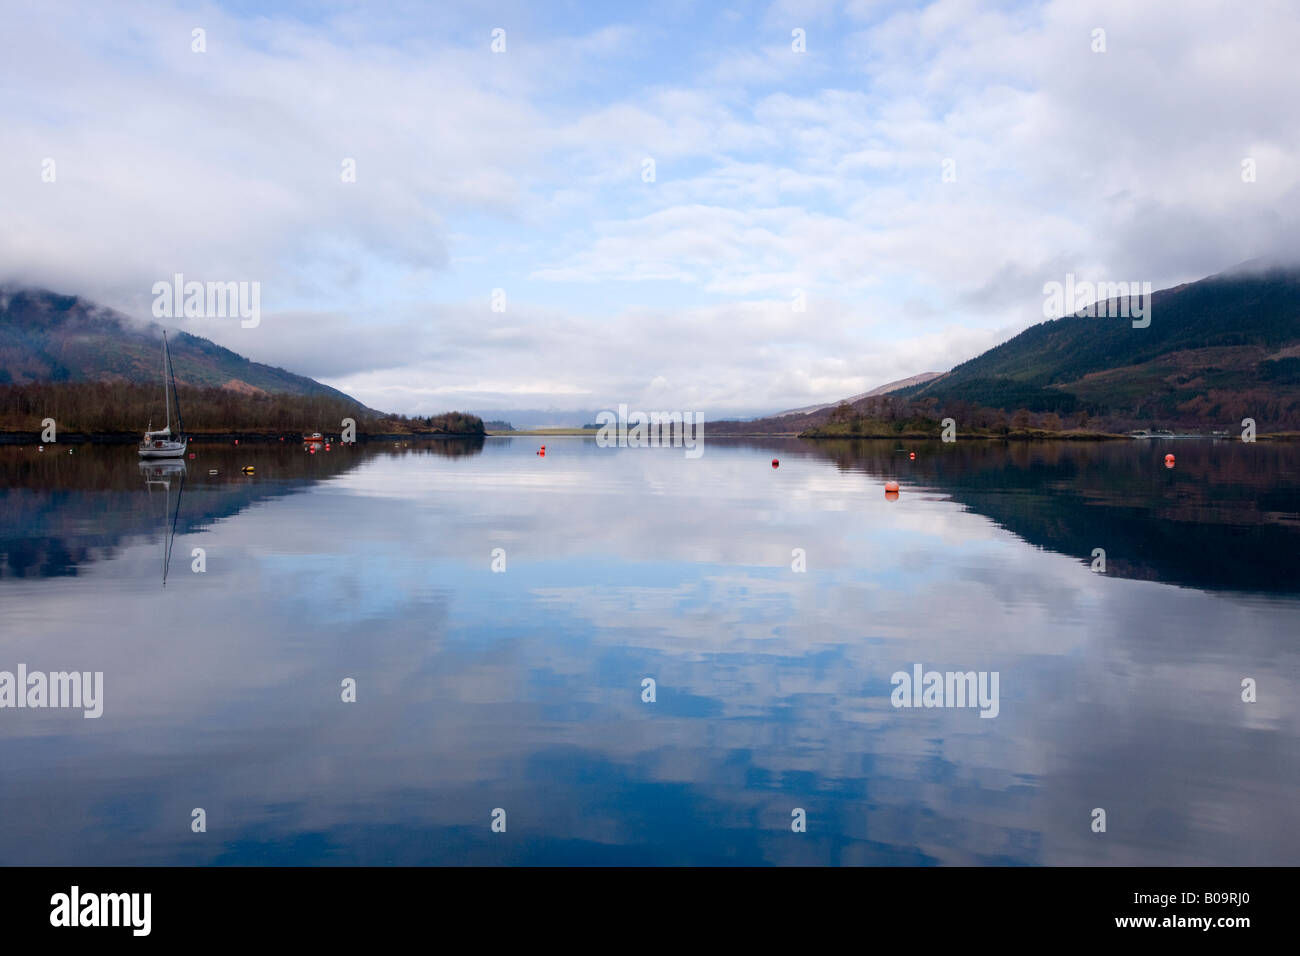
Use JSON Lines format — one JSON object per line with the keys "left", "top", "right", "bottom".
{"left": 3, "top": 0, "right": 1299, "bottom": 421}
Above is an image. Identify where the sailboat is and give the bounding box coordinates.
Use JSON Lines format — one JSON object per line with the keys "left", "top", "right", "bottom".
{"left": 138, "top": 330, "right": 188, "bottom": 458}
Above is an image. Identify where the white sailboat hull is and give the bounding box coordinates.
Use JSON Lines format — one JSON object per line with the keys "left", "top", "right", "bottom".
{"left": 139, "top": 441, "right": 187, "bottom": 458}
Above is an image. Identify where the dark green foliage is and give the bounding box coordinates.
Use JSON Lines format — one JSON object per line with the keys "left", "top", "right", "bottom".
{"left": 916, "top": 377, "right": 1081, "bottom": 414}
{"left": 1260, "top": 357, "right": 1300, "bottom": 384}
{"left": 0, "top": 382, "right": 483, "bottom": 435}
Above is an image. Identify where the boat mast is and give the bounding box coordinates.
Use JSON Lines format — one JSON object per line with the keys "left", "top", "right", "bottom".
{"left": 162, "top": 476, "right": 168, "bottom": 585}
{"left": 166, "top": 332, "right": 185, "bottom": 435}
{"left": 163, "top": 469, "right": 184, "bottom": 587}
{"left": 161, "top": 333, "right": 171, "bottom": 433}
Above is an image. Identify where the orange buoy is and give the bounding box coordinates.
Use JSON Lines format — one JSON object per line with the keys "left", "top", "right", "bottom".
{"left": 909, "top": 452, "right": 916, "bottom": 460}
{"left": 772, "top": 459, "right": 779, "bottom": 468}
{"left": 884, "top": 480, "right": 900, "bottom": 493}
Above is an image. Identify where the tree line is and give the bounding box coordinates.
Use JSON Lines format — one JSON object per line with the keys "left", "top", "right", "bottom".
{"left": 0, "top": 382, "right": 483, "bottom": 435}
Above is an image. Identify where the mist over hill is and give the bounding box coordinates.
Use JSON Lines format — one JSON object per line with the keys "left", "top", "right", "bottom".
{"left": 0, "top": 286, "right": 368, "bottom": 407}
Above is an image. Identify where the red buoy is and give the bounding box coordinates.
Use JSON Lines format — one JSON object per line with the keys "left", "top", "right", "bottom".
{"left": 909, "top": 452, "right": 916, "bottom": 460}
{"left": 234, "top": 439, "right": 239, "bottom": 445}
{"left": 1164, "top": 453, "right": 1175, "bottom": 467}
{"left": 772, "top": 459, "right": 779, "bottom": 468}
{"left": 188, "top": 453, "right": 196, "bottom": 459}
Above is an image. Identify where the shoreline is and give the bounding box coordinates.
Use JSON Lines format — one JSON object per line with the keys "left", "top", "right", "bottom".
{"left": 0, "top": 431, "right": 485, "bottom": 446}
{"left": 796, "top": 428, "right": 1131, "bottom": 440}
{"left": 6, "top": 430, "right": 1295, "bottom": 445}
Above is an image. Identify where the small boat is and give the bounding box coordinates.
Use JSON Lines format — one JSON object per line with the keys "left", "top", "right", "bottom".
{"left": 302, "top": 432, "right": 324, "bottom": 442}
{"left": 139, "top": 331, "right": 187, "bottom": 459}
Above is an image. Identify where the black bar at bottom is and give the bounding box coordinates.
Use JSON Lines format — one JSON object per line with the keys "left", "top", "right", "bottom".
{"left": 0, "top": 866, "right": 1283, "bottom": 941}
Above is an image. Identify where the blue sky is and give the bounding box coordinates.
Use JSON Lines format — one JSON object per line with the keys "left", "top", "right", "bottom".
{"left": 3, "top": 0, "right": 1298, "bottom": 419}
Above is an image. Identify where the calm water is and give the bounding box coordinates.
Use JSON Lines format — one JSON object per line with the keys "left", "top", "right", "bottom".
{"left": 1, "top": 436, "right": 1297, "bottom": 865}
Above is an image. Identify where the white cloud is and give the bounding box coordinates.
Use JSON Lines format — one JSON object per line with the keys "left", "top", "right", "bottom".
{"left": 2, "top": 0, "right": 1298, "bottom": 417}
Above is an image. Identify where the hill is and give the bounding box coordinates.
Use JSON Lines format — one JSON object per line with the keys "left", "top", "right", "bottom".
{"left": 717, "top": 260, "right": 1300, "bottom": 436}
{"left": 772, "top": 372, "right": 945, "bottom": 417}
{"left": 0, "top": 286, "right": 483, "bottom": 437}
{"left": 896, "top": 260, "right": 1300, "bottom": 429}
{"left": 0, "top": 286, "right": 367, "bottom": 405}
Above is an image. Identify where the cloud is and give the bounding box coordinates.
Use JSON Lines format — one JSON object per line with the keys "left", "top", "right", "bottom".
{"left": 2, "top": 0, "right": 1298, "bottom": 417}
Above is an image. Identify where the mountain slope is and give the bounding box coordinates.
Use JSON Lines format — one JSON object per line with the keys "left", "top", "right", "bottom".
{"left": 894, "top": 260, "right": 1300, "bottom": 427}
{"left": 774, "top": 371, "right": 945, "bottom": 416}
{"left": 0, "top": 286, "right": 369, "bottom": 408}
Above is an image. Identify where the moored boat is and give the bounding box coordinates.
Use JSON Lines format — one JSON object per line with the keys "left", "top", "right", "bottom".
{"left": 139, "top": 331, "right": 187, "bottom": 458}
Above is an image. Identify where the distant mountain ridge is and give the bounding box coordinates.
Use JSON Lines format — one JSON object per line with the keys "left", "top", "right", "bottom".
{"left": 0, "top": 286, "right": 372, "bottom": 411}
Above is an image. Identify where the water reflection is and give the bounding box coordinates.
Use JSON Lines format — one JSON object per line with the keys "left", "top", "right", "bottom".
{"left": 0, "top": 436, "right": 1295, "bottom": 865}
{"left": 806, "top": 438, "right": 1300, "bottom": 594}
{"left": 0, "top": 437, "right": 484, "bottom": 578}
{"left": 138, "top": 460, "right": 186, "bottom": 587}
